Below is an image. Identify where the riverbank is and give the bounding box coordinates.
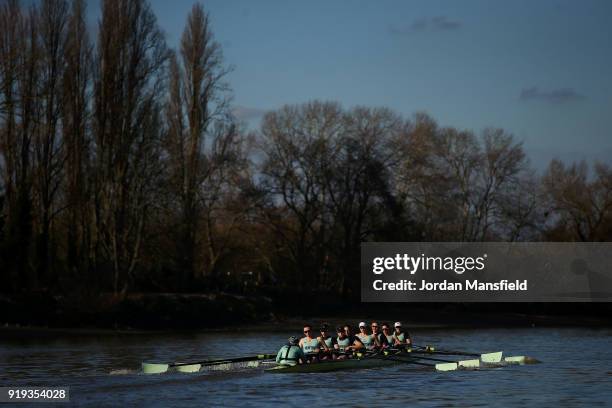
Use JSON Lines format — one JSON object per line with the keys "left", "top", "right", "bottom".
{"left": 0, "top": 292, "right": 274, "bottom": 331}
{"left": 1, "top": 291, "right": 611, "bottom": 333}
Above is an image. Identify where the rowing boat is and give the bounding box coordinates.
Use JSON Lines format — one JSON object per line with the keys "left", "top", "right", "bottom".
{"left": 266, "top": 355, "right": 400, "bottom": 373}
{"left": 141, "top": 347, "right": 536, "bottom": 375}
{"left": 265, "top": 350, "right": 508, "bottom": 373}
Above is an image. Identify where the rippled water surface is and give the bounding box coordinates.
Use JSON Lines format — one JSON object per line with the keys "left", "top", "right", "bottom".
{"left": 1, "top": 327, "right": 611, "bottom": 407}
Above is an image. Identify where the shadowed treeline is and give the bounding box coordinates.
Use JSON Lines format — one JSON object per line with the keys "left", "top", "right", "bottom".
{"left": 1, "top": 0, "right": 611, "bottom": 309}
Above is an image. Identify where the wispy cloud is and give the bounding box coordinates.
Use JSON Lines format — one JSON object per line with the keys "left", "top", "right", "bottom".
{"left": 409, "top": 19, "right": 428, "bottom": 31}
{"left": 232, "top": 105, "right": 268, "bottom": 121}
{"left": 519, "top": 87, "right": 585, "bottom": 103}
{"left": 431, "top": 16, "right": 462, "bottom": 31}
{"left": 389, "top": 16, "right": 462, "bottom": 35}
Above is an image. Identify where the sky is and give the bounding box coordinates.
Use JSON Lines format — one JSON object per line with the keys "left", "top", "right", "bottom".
{"left": 84, "top": 0, "right": 612, "bottom": 170}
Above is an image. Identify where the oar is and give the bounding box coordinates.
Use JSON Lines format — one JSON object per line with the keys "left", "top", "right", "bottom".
{"left": 373, "top": 350, "right": 459, "bottom": 371}
{"left": 410, "top": 345, "right": 503, "bottom": 363}
{"left": 413, "top": 345, "right": 535, "bottom": 365}
{"left": 504, "top": 356, "right": 541, "bottom": 364}
{"left": 410, "top": 344, "right": 476, "bottom": 355}
{"left": 142, "top": 354, "right": 275, "bottom": 374}
{"left": 358, "top": 344, "right": 502, "bottom": 363}
{"left": 408, "top": 354, "right": 479, "bottom": 368}
{"left": 380, "top": 348, "right": 479, "bottom": 370}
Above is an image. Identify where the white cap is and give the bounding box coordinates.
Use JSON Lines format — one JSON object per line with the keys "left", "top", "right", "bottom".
{"left": 394, "top": 321, "right": 402, "bottom": 328}
{"left": 358, "top": 321, "right": 367, "bottom": 328}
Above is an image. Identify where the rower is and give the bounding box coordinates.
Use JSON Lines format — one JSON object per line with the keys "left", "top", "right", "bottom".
{"left": 392, "top": 321, "right": 412, "bottom": 347}
{"left": 370, "top": 321, "right": 386, "bottom": 348}
{"left": 381, "top": 323, "right": 394, "bottom": 347}
{"left": 335, "top": 326, "right": 363, "bottom": 359}
{"left": 342, "top": 324, "right": 364, "bottom": 351}
{"left": 317, "top": 324, "right": 334, "bottom": 359}
{"left": 299, "top": 324, "right": 320, "bottom": 361}
{"left": 275, "top": 336, "right": 305, "bottom": 366}
{"left": 356, "top": 321, "right": 380, "bottom": 350}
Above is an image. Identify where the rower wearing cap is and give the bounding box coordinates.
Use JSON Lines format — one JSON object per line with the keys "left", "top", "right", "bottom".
{"left": 275, "top": 336, "right": 305, "bottom": 366}
{"left": 299, "top": 324, "right": 320, "bottom": 360}
{"left": 392, "top": 321, "right": 412, "bottom": 347}
{"left": 356, "top": 321, "right": 381, "bottom": 350}
{"left": 335, "top": 325, "right": 364, "bottom": 359}
{"left": 317, "top": 324, "right": 334, "bottom": 359}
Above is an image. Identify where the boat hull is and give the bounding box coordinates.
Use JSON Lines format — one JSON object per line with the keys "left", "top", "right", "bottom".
{"left": 266, "top": 357, "right": 399, "bottom": 373}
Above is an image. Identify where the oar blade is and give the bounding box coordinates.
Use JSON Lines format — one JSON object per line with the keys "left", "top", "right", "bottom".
{"left": 504, "top": 356, "right": 525, "bottom": 364}
{"left": 176, "top": 363, "right": 201, "bottom": 373}
{"left": 481, "top": 351, "right": 503, "bottom": 363}
{"left": 435, "top": 362, "right": 458, "bottom": 371}
{"left": 458, "top": 359, "right": 480, "bottom": 368}
{"left": 142, "top": 363, "right": 170, "bottom": 374}
{"left": 504, "top": 355, "right": 541, "bottom": 364}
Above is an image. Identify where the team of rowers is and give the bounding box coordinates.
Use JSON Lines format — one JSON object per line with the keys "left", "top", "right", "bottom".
{"left": 276, "top": 321, "right": 412, "bottom": 366}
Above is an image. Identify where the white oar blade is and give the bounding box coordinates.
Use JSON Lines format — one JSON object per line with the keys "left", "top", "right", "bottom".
{"left": 176, "top": 364, "right": 201, "bottom": 373}
{"left": 247, "top": 361, "right": 261, "bottom": 368}
{"left": 504, "top": 356, "right": 526, "bottom": 364}
{"left": 435, "top": 362, "right": 458, "bottom": 371}
{"left": 458, "top": 359, "right": 480, "bottom": 368}
{"left": 481, "top": 351, "right": 503, "bottom": 363}
{"left": 142, "top": 363, "right": 169, "bottom": 374}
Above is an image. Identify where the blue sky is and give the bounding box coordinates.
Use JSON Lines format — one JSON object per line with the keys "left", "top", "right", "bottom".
{"left": 85, "top": 0, "right": 612, "bottom": 169}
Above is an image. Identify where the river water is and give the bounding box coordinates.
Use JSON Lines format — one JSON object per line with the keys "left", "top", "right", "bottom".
{"left": 1, "top": 327, "right": 611, "bottom": 407}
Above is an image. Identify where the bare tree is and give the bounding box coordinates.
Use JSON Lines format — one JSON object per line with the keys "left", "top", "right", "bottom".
{"left": 62, "top": 0, "right": 92, "bottom": 278}
{"left": 259, "top": 102, "right": 343, "bottom": 289}
{"left": 0, "top": 0, "right": 25, "bottom": 291}
{"left": 497, "top": 170, "right": 543, "bottom": 241}
{"left": 435, "top": 127, "right": 481, "bottom": 240}
{"left": 397, "top": 118, "right": 528, "bottom": 241}
{"left": 164, "top": 3, "right": 238, "bottom": 288}
{"left": 2, "top": 4, "right": 41, "bottom": 290}
{"left": 33, "top": 0, "right": 69, "bottom": 285}
{"left": 92, "top": 0, "right": 168, "bottom": 295}
{"left": 543, "top": 160, "right": 612, "bottom": 241}
{"left": 258, "top": 102, "right": 402, "bottom": 295}
{"left": 396, "top": 113, "right": 466, "bottom": 240}
{"left": 1, "top": 0, "right": 608, "bottom": 306}
{"left": 0, "top": 0, "right": 22, "bottom": 225}
{"left": 324, "top": 106, "right": 402, "bottom": 295}
{"left": 470, "top": 128, "right": 527, "bottom": 240}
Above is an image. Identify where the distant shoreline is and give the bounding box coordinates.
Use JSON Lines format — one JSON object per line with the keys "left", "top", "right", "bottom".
{"left": 3, "top": 290, "right": 612, "bottom": 334}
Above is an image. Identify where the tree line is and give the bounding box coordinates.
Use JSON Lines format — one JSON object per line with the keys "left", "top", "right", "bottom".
{"left": 1, "top": 0, "right": 611, "bottom": 299}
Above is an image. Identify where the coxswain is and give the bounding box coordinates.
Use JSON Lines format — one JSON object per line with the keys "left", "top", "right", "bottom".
{"left": 275, "top": 336, "right": 305, "bottom": 366}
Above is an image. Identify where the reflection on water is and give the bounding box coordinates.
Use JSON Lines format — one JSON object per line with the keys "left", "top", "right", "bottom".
{"left": 1, "top": 328, "right": 612, "bottom": 407}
